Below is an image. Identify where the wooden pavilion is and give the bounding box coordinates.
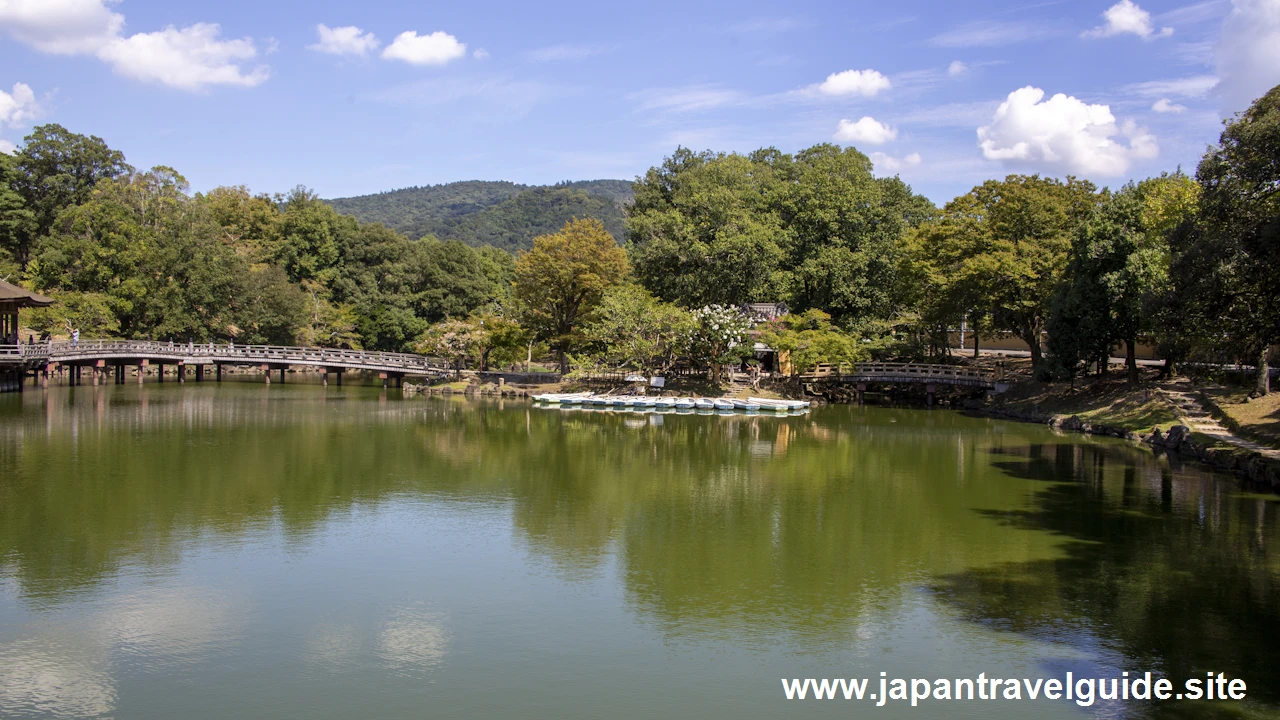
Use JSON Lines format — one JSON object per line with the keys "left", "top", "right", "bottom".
{"left": 0, "top": 278, "right": 53, "bottom": 345}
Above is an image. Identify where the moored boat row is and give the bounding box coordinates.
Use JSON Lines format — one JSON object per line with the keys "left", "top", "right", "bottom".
{"left": 531, "top": 393, "right": 810, "bottom": 415}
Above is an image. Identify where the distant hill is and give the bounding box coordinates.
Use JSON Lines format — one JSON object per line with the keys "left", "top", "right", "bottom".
{"left": 326, "top": 179, "right": 634, "bottom": 252}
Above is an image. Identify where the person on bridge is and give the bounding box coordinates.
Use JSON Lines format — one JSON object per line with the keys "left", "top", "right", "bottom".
{"left": 71, "top": 328, "right": 79, "bottom": 348}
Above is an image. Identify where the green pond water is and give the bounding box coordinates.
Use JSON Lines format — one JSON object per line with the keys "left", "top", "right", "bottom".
{"left": 1, "top": 381, "right": 1278, "bottom": 719}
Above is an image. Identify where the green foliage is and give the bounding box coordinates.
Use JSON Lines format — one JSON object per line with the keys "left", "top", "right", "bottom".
{"left": 23, "top": 291, "right": 119, "bottom": 338}
{"left": 906, "top": 175, "right": 1102, "bottom": 370}
{"left": 583, "top": 284, "right": 692, "bottom": 374}
{"left": 0, "top": 151, "right": 33, "bottom": 276}
{"left": 759, "top": 309, "right": 867, "bottom": 375}
{"left": 470, "top": 311, "right": 529, "bottom": 370}
{"left": 626, "top": 145, "right": 934, "bottom": 325}
{"left": 11, "top": 124, "right": 130, "bottom": 264}
{"left": 514, "top": 218, "right": 629, "bottom": 371}
{"left": 416, "top": 318, "right": 485, "bottom": 374}
{"left": 326, "top": 180, "right": 632, "bottom": 252}
{"left": 1175, "top": 84, "right": 1280, "bottom": 393}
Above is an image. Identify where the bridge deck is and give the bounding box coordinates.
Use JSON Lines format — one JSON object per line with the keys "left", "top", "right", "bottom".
{"left": 1, "top": 341, "right": 451, "bottom": 377}
{"left": 800, "top": 362, "right": 998, "bottom": 389}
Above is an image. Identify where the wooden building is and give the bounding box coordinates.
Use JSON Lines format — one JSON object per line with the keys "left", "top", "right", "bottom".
{"left": 0, "top": 279, "right": 53, "bottom": 345}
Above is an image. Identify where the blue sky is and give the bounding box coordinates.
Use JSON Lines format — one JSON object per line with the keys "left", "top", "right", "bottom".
{"left": 1, "top": 0, "right": 1278, "bottom": 204}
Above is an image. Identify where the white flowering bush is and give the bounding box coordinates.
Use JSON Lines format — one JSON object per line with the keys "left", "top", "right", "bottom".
{"left": 685, "top": 304, "right": 752, "bottom": 367}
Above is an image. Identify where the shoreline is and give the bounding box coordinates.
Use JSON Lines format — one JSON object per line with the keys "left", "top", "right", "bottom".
{"left": 967, "top": 403, "right": 1280, "bottom": 489}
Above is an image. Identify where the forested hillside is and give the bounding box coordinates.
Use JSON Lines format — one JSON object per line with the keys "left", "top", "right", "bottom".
{"left": 327, "top": 179, "right": 632, "bottom": 251}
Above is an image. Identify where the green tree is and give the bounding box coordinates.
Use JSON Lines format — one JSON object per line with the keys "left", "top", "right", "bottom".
{"left": 759, "top": 309, "right": 867, "bottom": 376}
{"left": 584, "top": 284, "right": 692, "bottom": 374}
{"left": 0, "top": 151, "right": 34, "bottom": 277}
{"left": 911, "top": 175, "right": 1102, "bottom": 372}
{"left": 1178, "top": 84, "right": 1280, "bottom": 395}
{"left": 417, "top": 318, "right": 485, "bottom": 376}
{"left": 626, "top": 148, "right": 788, "bottom": 307}
{"left": 12, "top": 124, "right": 130, "bottom": 265}
{"left": 514, "top": 218, "right": 629, "bottom": 373}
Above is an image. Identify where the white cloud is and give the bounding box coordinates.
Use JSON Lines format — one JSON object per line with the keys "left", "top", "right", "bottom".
{"left": 818, "top": 69, "right": 891, "bottom": 97}
{"left": 309, "top": 24, "right": 379, "bottom": 56}
{"left": 0, "top": 0, "right": 123, "bottom": 54}
{"left": 870, "top": 151, "right": 922, "bottom": 173}
{"left": 1152, "top": 97, "right": 1187, "bottom": 113}
{"left": 1215, "top": 0, "right": 1280, "bottom": 114}
{"left": 1084, "top": 0, "right": 1173, "bottom": 39}
{"left": 977, "top": 86, "right": 1159, "bottom": 176}
{"left": 0, "top": 82, "right": 40, "bottom": 127}
{"left": 633, "top": 86, "right": 743, "bottom": 113}
{"left": 97, "top": 24, "right": 268, "bottom": 91}
{"left": 0, "top": 139, "right": 14, "bottom": 153}
{"left": 0, "top": 1, "right": 268, "bottom": 92}
{"left": 929, "top": 20, "right": 1056, "bottom": 47}
{"left": 834, "top": 116, "right": 898, "bottom": 144}
{"left": 381, "top": 30, "right": 466, "bottom": 66}
{"left": 948, "top": 60, "right": 969, "bottom": 77}
{"left": 529, "top": 44, "right": 611, "bottom": 62}
{"left": 472, "top": 48, "right": 490, "bottom": 60}
{"left": 1123, "top": 74, "right": 1219, "bottom": 97}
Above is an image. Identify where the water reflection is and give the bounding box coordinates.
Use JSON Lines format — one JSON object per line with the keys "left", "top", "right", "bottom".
{"left": 1, "top": 386, "right": 1276, "bottom": 718}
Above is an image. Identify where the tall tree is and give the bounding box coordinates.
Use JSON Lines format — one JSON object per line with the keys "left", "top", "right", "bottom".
{"left": 0, "top": 151, "right": 33, "bottom": 277}
{"left": 1179, "top": 84, "right": 1280, "bottom": 395}
{"left": 514, "top": 218, "right": 628, "bottom": 373}
{"left": 912, "top": 175, "right": 1102, "bottom": 372}
{"left": 12, "top": 124, "right": 130, "bottom": 264}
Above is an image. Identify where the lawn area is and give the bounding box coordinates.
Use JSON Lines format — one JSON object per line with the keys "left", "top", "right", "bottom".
{"left": 1201, "top": 388, "right": 1280, "bottom": 449}
{"left": 995, "top": 370, "right": 1181, "bottom": 432}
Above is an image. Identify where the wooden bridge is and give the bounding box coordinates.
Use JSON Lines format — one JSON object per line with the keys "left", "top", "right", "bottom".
{"left": 0, "top": 340, "right": 452, "bottom": 391}
{"left": 799, "top": 362, "right": 1004, "bottom": 404}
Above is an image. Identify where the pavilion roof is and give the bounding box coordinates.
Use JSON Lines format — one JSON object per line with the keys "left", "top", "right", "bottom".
{"left": 0, "top": 279, "right": 54, "bottom": 308}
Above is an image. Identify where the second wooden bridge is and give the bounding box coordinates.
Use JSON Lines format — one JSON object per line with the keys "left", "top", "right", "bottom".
{"left": 800, "top": 362, "right": 1006, "bottom": 404}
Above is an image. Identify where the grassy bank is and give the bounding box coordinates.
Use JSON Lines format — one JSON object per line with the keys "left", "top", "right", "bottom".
{"left": 1200, "top": 388, "right": 1280, "bottom": 449}
{"left": 991, "top": 369, "right": 1180, "bottom": 433}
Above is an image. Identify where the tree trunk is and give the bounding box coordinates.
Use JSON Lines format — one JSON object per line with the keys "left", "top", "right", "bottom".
{"left": 557, "top": 349, "right": 568, "bottom": 375}
{"left": 973, "top": 331, "right": 980, "bottom": 359}
{"left": 1023, "top": 327, "right": 1043, "bottom": 371}
{"left": 1256, "top": 347, "right": 1270, "bottom": 396}
{"left": 1126, "top": 338, "right": 1138, "bottom": 385}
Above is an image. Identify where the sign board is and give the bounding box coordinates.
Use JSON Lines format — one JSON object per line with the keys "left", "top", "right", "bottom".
{"left": 649, "top": 376, "right": 666, "bottom": 388}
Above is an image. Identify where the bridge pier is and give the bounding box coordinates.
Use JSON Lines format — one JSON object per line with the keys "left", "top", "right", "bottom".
{"left": 137, "top": 359, "right": 147, "bottom": 385}
{"left": 177, "top": 362, "right": 185, "bottom": 383}
{"left": 926, "top": 383, "right": 937, "bottom": 408}
{"left": 195, "top": 364, "right": 204, "bottom": 382}
{"left": 261, "top": 364, "right": 271, "bottom": 384}
{"left": 856, "top": 382, "right": 867, "bottom": 406}
{"left": 215, "top": 364, "right": 222, "bottom": 382}
{"left": 157, "top": 363, "right": 164, "bottom": 383}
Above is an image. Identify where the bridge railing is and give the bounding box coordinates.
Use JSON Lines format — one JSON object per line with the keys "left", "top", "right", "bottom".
{"left": 33, "top": 340, "right": 451, "bottom": 374}
{"left": 0, "top": 344, "right": 51, "bottom": 363}
{"left": 800, "top": 362, "right": 995, "bottom": 384}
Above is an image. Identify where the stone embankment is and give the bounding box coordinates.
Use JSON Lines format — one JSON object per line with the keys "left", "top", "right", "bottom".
{"left": 403, "top": 382, "right": 532, "bottom": 398}
{"left": 970, "top": 401, "right": 1280, "bottom": 488}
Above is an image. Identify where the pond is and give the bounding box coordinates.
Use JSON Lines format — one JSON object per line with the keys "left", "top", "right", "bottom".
{"left": 1, "top": 382, "right": 1277, "bottom": 719}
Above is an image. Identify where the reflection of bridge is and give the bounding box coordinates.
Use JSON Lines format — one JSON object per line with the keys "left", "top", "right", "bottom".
{"left": 0, "top": 340, "right": 452, "bottom": 391}
{"left": 800, "top": 362, "right": 1003, "bottom": 404}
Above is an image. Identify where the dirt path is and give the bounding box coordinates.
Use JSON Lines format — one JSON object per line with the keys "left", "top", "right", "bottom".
{"left": 1160, "top": 383, "right": 1280, "bottom": 460}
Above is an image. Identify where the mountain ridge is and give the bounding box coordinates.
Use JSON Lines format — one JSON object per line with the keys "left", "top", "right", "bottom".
{"left": 326, "top": 179, "right": 634, "bottom": 253}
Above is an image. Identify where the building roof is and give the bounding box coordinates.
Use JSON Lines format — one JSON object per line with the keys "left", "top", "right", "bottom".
{"left": 0, "top": 279, "right": 54, "bottom": 308}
